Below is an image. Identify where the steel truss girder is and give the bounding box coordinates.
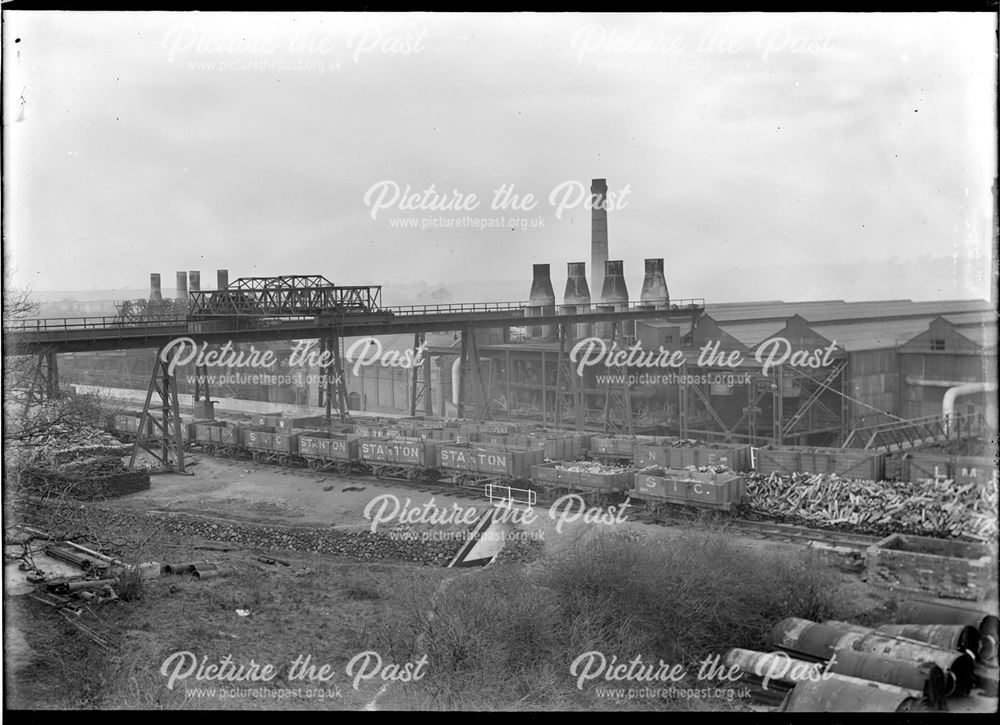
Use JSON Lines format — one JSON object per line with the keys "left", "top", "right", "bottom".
{"left": 182, "top": 276, "right": 380, "bottom": 318}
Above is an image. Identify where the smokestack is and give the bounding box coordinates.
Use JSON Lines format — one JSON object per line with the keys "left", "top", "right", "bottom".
{"left": 188, "top": 270, "right": 201, "bottom": 294}
{"left": 175, "top": 271, "right": 188, "bottom": 300}
{"left": 149, "top": 273, "right": 163, "bottom": 302}
{"left": 640, "top": 258, "right": 670, "bottom": 310}
{"left": 599, "top": 260, "right": 629, "bottom": 339}
{"left": 563, "top": 262, "right": 592, "bottom": 340}
{"left": 591, "top": 179, "right": 609, "bottom": 300}
{"left": 525, "top": 264, "right": 556, "bottom": 340}
{"left": 217, "top": 269, "right": 229, "bottom": 290}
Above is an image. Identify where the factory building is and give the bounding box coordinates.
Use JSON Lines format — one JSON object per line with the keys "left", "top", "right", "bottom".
{"left": 55, "top": 180, "right": 997, "bottom": 444}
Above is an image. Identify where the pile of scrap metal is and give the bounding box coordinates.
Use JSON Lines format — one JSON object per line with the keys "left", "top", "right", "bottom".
{"left": 725, "top": 601, "right": 998, "bottom": 712}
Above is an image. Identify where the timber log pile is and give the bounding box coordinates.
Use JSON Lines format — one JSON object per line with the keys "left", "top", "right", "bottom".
{"left": 745, "top": 471, "right": 998, "bottom": 541}
{"left": 15, "top": 423, "right": 147, "bottom": 500}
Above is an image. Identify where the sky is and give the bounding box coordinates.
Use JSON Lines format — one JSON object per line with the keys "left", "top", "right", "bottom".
{"left": 3, "top": 12, "right": 997, "bottom": 303}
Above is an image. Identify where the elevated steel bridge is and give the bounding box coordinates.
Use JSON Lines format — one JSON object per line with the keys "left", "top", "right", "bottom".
{"left": 4, "top": 299, "right": 707, "bottom": 355}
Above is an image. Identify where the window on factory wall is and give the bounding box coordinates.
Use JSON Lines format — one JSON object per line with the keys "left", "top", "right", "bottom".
{"left": 929, "top": 339, "right": 946, "bottom": 351}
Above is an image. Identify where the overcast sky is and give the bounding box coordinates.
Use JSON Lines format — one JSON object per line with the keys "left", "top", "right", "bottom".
{"left": 3, "top": 12, "right": 996, "bottom": 303}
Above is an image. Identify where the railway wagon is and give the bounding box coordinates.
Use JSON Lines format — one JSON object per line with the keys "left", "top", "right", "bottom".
{"left": 111, "top": 412, "right": 153, "bottom": 442}
{"left": 903, "top": 454, "right": 996, "bottom": 485}
{"left": 754, "top": 446, "right": 885, "bottom": 480}
{"left": 630, "top": 467, "right": 747, "bottom": 513}
{"left": 411, "top": 427, "right": 477, "bottom": 444}
{"left": 354, "top": 423, "right": 401, "bottom": 439}
{"left": 251, "top": 413, "right": 285, "bottom": 428}
{"left": 297, "top": 432, "right": 360, "bottom": 472}
{"left": 531, "top": 462, "right": 632, "bottom": 504}
{"left": 590, "top": 434, "right": 674, "bottom": 462}
{"left": 275, "top": 415, "right": 348, "bottom": 432}
{"left": 438, "top": 444, "right": 546, "bottom": 488}
{"left": 459, "top": 420, "right": 539, "bottom": 436}
{"left": 360, "top": 436, "right": 439, "bottom": 480}
{"left": 633, "top": 443, "right": 752, "bottom": 472}
{"left": 243, "top": 426, "right": 300, "bottom": 466}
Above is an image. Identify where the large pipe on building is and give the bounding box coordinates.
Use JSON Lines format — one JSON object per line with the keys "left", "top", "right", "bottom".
{"left": 590, "top": 178, "right": 608, "bottom": 300}
{"left": 563, "top": 261, "right": 592, "bottom": 340}
{"left": 598, "top": 259, "right": 629, "bottom": 339}
{"left": 525, "top": 263, "right": 556, "bottom": 340}
{"left": 452, "top": 356, "right": 461, "bottom": 407}
{"left": 640, "top": 258, "right": 670, "bottom": 310}
{"left": 217, "top": 269, "right": 229, "bottom": 290}
{"left": 188, "top": 270, "right": 201, "bottom": 294}
{"left": 175, "top": 271, "right": 188, "bottom": 300}
{"left": 903, "top": 378, "right": 997, "bottom": 434}
{"left": 943, "top": 382, "right": 997, "bottom": 433}
{"left": 149, "top": 273, "right": 163, "bottom": 302}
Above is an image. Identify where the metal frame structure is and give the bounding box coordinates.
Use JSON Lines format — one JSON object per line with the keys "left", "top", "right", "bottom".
{"left": 189, "top": 276, "right": 382, "bottom": 317}
{"left": 841, "top": 411, "right": 988, "bottom": 452}
{"left": 129, "top": 344, "right": 187, "bottom": 473}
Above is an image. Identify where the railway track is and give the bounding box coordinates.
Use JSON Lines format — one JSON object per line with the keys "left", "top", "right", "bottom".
{"left": 188, "top": 451, "right": 882, "bottom": 550}
{"left": 626, "top": 508, "right": 880, "bottom": 550}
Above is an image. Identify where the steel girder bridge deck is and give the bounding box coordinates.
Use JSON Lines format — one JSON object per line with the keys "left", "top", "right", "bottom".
{"left": 3, "top": 274, "right": 705, "bottom": 472}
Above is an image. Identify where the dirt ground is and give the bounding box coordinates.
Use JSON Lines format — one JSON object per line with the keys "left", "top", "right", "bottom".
{"left": 118, "top": 452, "right": 813, "bottom": 557}
{"left": 7, "top": 450, "right": 997, "bottom": 711}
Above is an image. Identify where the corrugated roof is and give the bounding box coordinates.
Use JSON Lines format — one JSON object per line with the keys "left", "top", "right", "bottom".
{"left": 705, "top": 299, "right": 992, "bottom": 325}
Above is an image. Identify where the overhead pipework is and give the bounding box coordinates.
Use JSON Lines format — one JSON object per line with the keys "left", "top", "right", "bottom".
{"left": 525, "top": 264, "right": 556, "bottom": 340}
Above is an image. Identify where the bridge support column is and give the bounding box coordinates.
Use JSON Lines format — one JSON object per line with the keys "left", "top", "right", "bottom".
{"left": 602, "top": 321, "right": 633, "bottom": 435}
{"left": 193, "top": 363, "right": 215, "bottom": 419}
{"left": 458, "top": 327, "right": 489, "bottom": 421}
{"left": 129, "top": 346, "right": 186, "bottom": 473}
{"left": 320, "top": 335, "right": 349, "bottom": 423}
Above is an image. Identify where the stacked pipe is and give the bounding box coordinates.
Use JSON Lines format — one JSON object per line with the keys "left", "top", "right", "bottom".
{"left": 770, "top": 617, "right": 976, "bottom": 698}
{"left": 525, "top": 264, "right": 556, "bottom": 341}
{"left": 598, "top": 259, "right": 629, "bottom": 339}
{"left": 562, "top": 261, "right": 592, "bottom": 340}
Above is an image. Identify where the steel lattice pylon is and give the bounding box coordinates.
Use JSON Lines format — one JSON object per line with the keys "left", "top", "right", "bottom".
{"left": 129, "top": 346, "right": 187, "bottom": 473}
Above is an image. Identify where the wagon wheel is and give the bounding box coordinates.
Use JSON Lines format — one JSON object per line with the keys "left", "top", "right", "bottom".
{"left": 252, "top": 451, "right": 262, "bottom": 463}
{"left": 372, "top": 465, "right": 384, "bottom": 479}
{"left": 334, "top": 462, "right": 349, "bottom": 474}
{"left": 204, "top": 444, "right": 215, "bottom": 457}
{"left": 306, "top": 459, "right": 320, "bottom": 471}
{"left": 278, "top": 455, "right": 290, "bottom": 468}
{"left": 406, "top": 468, "right": 419, "bottom": 482}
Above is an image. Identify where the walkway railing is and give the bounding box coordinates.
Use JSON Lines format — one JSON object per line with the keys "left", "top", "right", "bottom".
{"left": 5, "top": 297, "right": 706, "bottom": 333}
